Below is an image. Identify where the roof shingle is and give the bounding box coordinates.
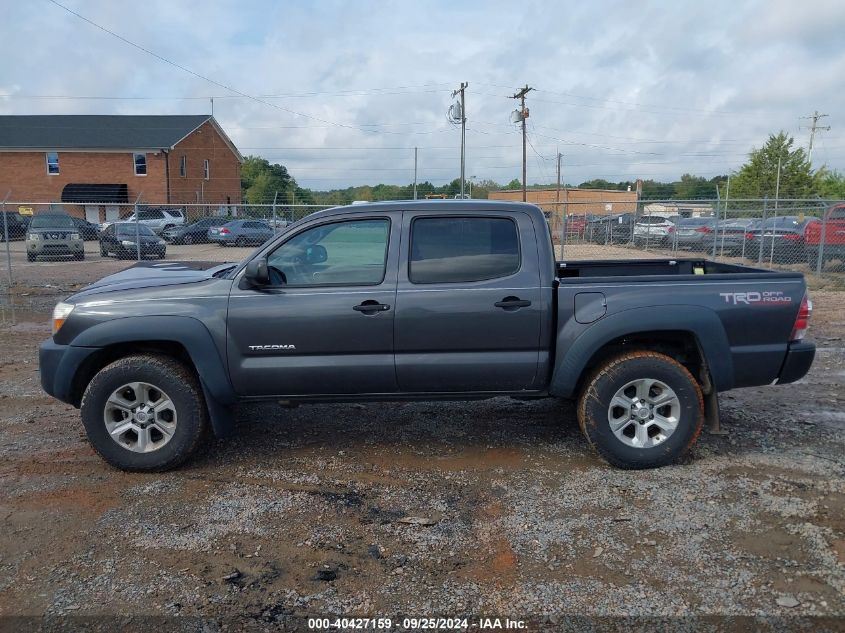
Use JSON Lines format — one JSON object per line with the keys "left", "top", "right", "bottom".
{"left": 0, "top": 115, "right": 213, "bottom": 150}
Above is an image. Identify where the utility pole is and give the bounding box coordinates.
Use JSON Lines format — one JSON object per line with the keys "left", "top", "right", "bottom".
{"left": 774, "top": 156, "right": 782, "bottom": 210}
{"left": 450, "top": 83, "right": 468, "bottom": 197}
{"left": 802, "top": 111, "right": 830, "bottom": 164}
{"left": 413, "top": 147, "right": 418, "bottom": 200}
{"left": 511, "top": 85, "right": 533, "bottom": 201}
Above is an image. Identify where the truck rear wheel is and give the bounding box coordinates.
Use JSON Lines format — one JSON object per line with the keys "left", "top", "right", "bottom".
{"left": 577, "top": 351, "right": 704, "bottom": 469}
{"left": 80, "top": 354, "right": 208, "bottom": 472}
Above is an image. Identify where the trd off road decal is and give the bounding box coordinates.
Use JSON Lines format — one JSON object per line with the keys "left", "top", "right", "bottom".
{"left": 719, "top": 291, "right": 792, "bottom": 305}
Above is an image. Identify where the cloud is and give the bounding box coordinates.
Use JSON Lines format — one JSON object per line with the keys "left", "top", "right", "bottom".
{"left": 1, "top": 0, "right": 842, "bottom": 189}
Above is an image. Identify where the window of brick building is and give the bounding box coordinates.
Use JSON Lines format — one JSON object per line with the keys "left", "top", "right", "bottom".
{"left": 46, "top": 152, "right": 59, "bottom": 175}
{"left": 179, "top": 155, "right": 186, "bottom": 177}
{"left": 133, "top": 152, "right": 147, "bottom": 176}
{"left": 203, "top": 159, "right": 210, "bottom": 180}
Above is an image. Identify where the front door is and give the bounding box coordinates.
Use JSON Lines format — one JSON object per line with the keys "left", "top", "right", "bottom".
{"left": 84, "top": 205, "right": 100, "bottom": 223}
{"left": 227, "top": 214, "right": 400, "bottom": 396}
{"left": 394, "top": 211, "right": 544, "bottom": 392}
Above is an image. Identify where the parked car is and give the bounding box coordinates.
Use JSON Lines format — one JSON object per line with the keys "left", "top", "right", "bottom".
{"left": 716, "top": 219, "right": 758, "bottom": 256}
{"left": 162, "top": 216, "right": 231, "bottom": 244}
{"left": 25, "top": 213, "right": 84, "bottom": 261}
{"left": 0, "top": 211, "right": 30, "bottom": 241}
{"left": 103, "top": 207, "right": 186, "bottom": 234}
{"left": 561, "top": 214, "right": 590, "bottom": 239}
{"left": 745, "top": 216, "right": 812, "bottom": 264}
{"left": 672, "top": 217, "right": 717, "bottom": 251}
{"left": 633, "top": 215, "right": 675, "bottom": 246}
{"left": 805, "top": 203, "right": 845, "bottom": 270}
{"left": 39, "top": 201, "right": 814, "bottom": 472}
{"left": 585, "top": 213, "right": 636, "bottom": 245}
{"left": 208, "top": 219, "right": 274, "bottom": 247}
{"left": 71, "top": 217, "right": 100, "bottom": 241}
{"left": 99, "top": 222, "right": 166, "bottom": 259}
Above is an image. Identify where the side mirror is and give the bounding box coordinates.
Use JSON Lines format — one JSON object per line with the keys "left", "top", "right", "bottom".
{"left": 244, "top": 258, "right": 270, "bottom": 286}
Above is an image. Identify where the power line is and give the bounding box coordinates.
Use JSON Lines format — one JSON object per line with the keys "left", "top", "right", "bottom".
{"left": 44, "top": 0, "right": 363, "bottom": 131}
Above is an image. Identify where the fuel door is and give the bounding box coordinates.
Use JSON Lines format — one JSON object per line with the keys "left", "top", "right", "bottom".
{"left": 574, "top": 292, "right": 607, "bottom": 324}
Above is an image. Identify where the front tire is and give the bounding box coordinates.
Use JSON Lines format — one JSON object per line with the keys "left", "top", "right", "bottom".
{"left": 80, "top": 354, "right": 209, "bottom": 472}
{"left": 577, "top": 351, "right": 704, "bottom": 469}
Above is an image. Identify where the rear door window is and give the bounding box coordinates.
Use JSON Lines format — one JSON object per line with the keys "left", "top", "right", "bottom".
{"left": 409, "top": 216, "right": 520, "bottom": 284}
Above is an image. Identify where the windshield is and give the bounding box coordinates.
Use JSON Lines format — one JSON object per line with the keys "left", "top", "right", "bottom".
{"left": 30, "top": 214, "right": 74, "bottom": 229}
{"left": 116, "top": 224, "right": 156, "bottom": 236}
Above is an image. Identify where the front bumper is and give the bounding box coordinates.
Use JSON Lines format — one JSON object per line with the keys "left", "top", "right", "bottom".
{"left": 28, "top": 239, "right": 84, "bottom": 256}
{"left": 776, "top": 340, "right": 816, "bottom": 385}
{"left": 39, "top": 338, "right": 101, "bottom": 406}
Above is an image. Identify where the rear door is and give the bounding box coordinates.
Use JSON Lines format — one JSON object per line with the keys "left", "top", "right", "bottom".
{"left": 393, "top": 210, "right": 543, "bottom": 392}
{"left": 227, "top": 213, "right": 400, "bottom": 396}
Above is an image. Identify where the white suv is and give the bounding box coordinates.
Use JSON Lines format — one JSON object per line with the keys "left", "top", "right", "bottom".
{"left": 102, "top": 207, "right": 186, "bottom": 234}
{"left": 633, "top": 215, "right": 675, "bottom": 246}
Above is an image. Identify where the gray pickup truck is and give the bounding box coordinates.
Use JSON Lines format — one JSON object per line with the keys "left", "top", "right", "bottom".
{"left": 39, "top": 201, "right": 815, "bottom": 472}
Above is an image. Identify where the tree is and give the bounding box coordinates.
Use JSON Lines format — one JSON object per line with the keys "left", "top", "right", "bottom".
{"left": 725, "top": 132, "right": 815, "bottom": 200}
{"left": 815, "top": 168, "right": 845, "bottom": 200}
{"left": 240, "top": 156, "right": 297, "bottom": 204}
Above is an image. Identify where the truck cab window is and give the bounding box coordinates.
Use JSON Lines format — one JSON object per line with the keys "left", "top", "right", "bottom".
{"left": 267, "top": 219, "right": 389, "bottom": 287}
{"left": 409, "top": 216, "right": 520, "bottom": 284}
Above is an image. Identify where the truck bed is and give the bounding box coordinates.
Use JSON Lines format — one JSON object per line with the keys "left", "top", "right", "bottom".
{"left": 556, "top": 258, "right": 797, "bottom": 279}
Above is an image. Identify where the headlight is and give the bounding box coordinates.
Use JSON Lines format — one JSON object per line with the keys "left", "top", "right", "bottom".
{"left": 27, "top": 233, "right": 41, "bottom": 241}
{"left": 70, "top": 233, "right": 80, "bottom": 240}
{"left": 52, "top": 301, "right": 74, "bottom": 335}
{"left": 121, "top": 240, "right": 135, "bottom": 247}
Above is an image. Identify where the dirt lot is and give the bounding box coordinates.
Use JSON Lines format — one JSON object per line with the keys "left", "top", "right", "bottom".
{"left": 0, "top": 243, "right": 844, "bottom": 629}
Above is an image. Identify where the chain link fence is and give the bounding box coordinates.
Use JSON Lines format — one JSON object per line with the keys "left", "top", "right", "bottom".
{"left": 537, "top": 198, "right": 845, "bottom": 281}
{"left": 2, "top": 198, "right": 845, "bottom": 292}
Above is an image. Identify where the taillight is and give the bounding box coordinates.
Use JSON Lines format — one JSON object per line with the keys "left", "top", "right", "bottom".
{"left": 790, "top": 294, "right": 812, "bottom": 341}
{"left": 783, "top": 233, "right": 801, "bottom": 241}
{"left": 745, "top": 233, "right": 754, "bottom": 240}
{"left": 668, "top": 226, "right": 675, "bottom": 233}
{"left": 220, "top": 228, "right": 231, "bottom": 234}
{"left": 695, "top": 226, "right": 713, "bottom": 234}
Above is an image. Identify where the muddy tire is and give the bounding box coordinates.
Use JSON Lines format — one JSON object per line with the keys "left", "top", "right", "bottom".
{"left": 80, "top": 354, "right": 209, "bottom": 472}
{"left": 577, "top": 351, "right": 704, "bottom": 469}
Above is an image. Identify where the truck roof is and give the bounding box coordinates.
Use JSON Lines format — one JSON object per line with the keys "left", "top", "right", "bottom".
{"left": 309, "top": 199, "right": 544, "bottom": 221}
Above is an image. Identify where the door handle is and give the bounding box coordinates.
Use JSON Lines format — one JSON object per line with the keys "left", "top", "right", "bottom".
{"left": 495, "top": 297, "right": 531, "bottom": 309}
{"left": 353, "top": 301, "right": 391, "bottom": 313}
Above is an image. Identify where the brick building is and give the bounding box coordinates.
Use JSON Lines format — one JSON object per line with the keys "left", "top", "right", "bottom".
{"left": 488, "top": 187, "right": 638, "bottom": 215}
{"left": 0, "top": 115, "right": 242, "bottom": 222}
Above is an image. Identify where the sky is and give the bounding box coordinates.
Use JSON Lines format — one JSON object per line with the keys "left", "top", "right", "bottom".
{"left": 1, "top": 0, "right": 844, "bottom": 190}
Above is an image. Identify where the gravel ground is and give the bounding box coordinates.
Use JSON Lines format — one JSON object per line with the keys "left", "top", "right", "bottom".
{"left": 0, "top": 245, "right": 843, "bottom": 631}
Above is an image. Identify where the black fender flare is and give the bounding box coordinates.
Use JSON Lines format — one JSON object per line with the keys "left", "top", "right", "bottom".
{"left": 549, "top": 305, "right": 733, "bottom": 398}
{"left": 69, "top": 316, "right": 237, "bottom": 437}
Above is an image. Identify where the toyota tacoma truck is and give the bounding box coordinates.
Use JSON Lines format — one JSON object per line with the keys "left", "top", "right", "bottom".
{"left": 38, "top": 201, "right": 815, "bottom": 472}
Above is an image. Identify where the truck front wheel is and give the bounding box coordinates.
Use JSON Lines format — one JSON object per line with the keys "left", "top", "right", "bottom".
{"left": 80, "top": 354, "right": 209, "bottom": 472}
{"left": 577, "top": 351, "right": 704, "bottom": 469}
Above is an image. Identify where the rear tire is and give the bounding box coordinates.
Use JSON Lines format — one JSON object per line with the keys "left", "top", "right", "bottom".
{"left": 80, "top": 354, "right": 209, "bottom": 472}
{"left": 183, "top": 234, "right": 193, "bottom": 245}
{"left": 235, "top": 236, "right": 247, "bottom": 247}
{"left": 577, "top": 351, "right": 704, "bottom": 469}
{"left": 27, "top": 253, "right": 35, "bottom": 262}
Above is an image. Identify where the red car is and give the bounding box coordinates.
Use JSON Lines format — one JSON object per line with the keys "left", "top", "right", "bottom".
{"left": 805, "top": 204, "right": 845, "bottom": 270}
